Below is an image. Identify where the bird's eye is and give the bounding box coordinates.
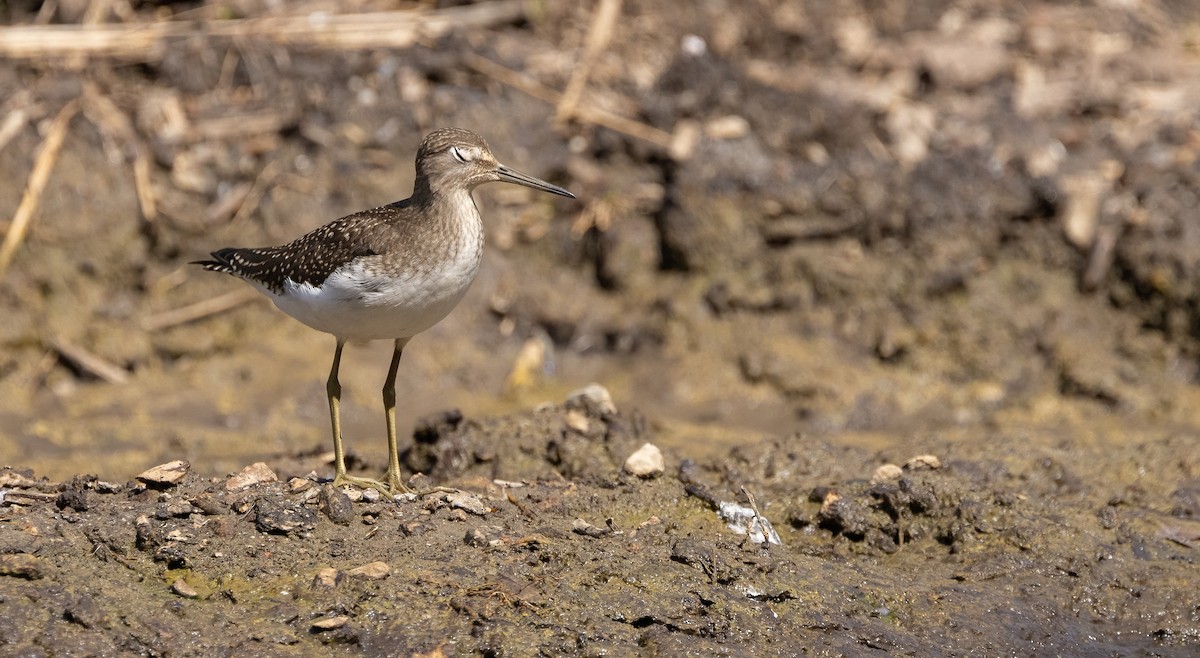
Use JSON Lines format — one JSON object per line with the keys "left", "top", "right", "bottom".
{"left": 451, "top": 146, "right": 469, "bottom": 163}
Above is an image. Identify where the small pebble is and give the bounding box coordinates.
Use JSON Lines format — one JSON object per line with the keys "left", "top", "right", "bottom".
{"left": 572, "top": 518, "right": 610, "bottom": 538}
{"left": 361, "top": 488, "right": 381, "bottom": 503}
{"left": 718, "top": 501, "right": 781, "bottom": 545}
{"left": 624, "top": 443, "right": 665, "bottom": 478}
{"left": 310, "top": 616, "right": 349, "bottom": 631}
{"left": 225, "top": 462, "right": 278, "bottom": 490}
{"left": 137, "top": 460, "right": 190, "bottom": 487}
{"left": 288, "top": 477, "right": 314, "bottom": 493}
{"left": 0, "top": 553, "right": 43, "bottom": 579}
{"left": 312, "top": 567, "right": 340, "bottom": 588}
{"left": 565, "top": 383, "right": 617, "bottom": 416}
{"left": 347, "top": 561, "right": 389, "bottom": 580}
{"left": 464, "top": 527, "right": 490, "bottom": 547}
{"left": 319, "top": 486, "right": 354, "bottom": 526}
{"left": 164, "top": 500, "right": 194, "bottom": 518}
{"left": 171, "top": 578, "right": 199, "bottom": 599}
{"left": 872, "top": 464, "right": 903, "bottom": 483}
{"left": 56, "top": 488, "right": 90, "bottom": 512}
{"left": 564, "top": 409, "right": 591, "bottom": 433}
{"left": 400, "top": 520, "right": 426, "bottom": 536}
{"left": 190, "top": 493, "right": 226, "bottom": 516}
{"left": 253, "top": 498, "right": 317, "bottom": 536}
{"left": 446, "top": 491, "right": 489, "bottom": 516}
{"left": 134, "top": 515, "right": 157, "bottom": 550}
{"left": 904, "top": 454, "right": 942, "bottom": 470}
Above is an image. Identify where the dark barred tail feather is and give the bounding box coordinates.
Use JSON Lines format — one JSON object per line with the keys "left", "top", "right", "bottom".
{"left": 189, "top": 247, "right": 292, "bottom": 294}
{"left": 190, "top": 248, "right": 244, "bottom": 275}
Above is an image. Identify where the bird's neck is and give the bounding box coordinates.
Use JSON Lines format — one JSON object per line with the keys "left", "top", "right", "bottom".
{"left": 431, "top": 188, "right": 480, "bottom": 228}
{"left": 411, "top": 175, "right": 434, "bottom": 205}
{"left": 409, "top": 176, "right": 475, "bottom": 221}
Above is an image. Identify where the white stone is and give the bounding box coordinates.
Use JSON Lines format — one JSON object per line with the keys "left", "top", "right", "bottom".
{"left": 871, "top": 463, "right": 903, "bottom": 483}
{"left": 904, "top": 454, "right": 942, "bottom": 470}
{"left": 224, "top": 462, "right": 278, "bottom": 490}
{"left": 137, "top": 460, "right": 190, "bottom": 486}
{"left": 624, "top": 443, "right": 664, "bottom": 478}
{"left": 347, "top": 561, "right": 389, "bottom": 580}
{"left": 565, "top": 383, "right": 617, "bottom": 416}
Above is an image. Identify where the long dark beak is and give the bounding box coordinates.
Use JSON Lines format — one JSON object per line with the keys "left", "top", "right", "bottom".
{"left": 496, "top": 164, "right": 576, "bottom": 199}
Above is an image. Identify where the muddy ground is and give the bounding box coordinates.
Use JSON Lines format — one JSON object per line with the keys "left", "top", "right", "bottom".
{"left": 2, "top": 0, "right": 1200, "bottom": 655}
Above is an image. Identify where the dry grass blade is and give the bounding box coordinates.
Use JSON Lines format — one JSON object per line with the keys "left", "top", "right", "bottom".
{"left": 231, "top": 158, "right": 283, "bottom": 225}
{"left": 81, "top": 83, "right": 158, "bottom": 221}
{"left": 0, "top": 22, "right": 182, "bottom": 59}
{"left": 189, "top": 111, "right": 294, "bottom": 142}
{"left": 141, "top": 288, "right": 262, "bottom": 331}
{"left": 0, "top": 107, "right": 31, "bottom": 155}
{"left": 0, "top": 100, "right": 79, "bottom": 281}
{"left": 556, "top": 0, "right": 622, "bottom": 125}
{"left": 464, "top": 52, "right": 674, "bottom": 150}
{"left": 49, "top": 337, "right": 130, "bottom": 385}
{"left": 464, "top": 51, "right": 561, "bottom": 104}
{"left": 132, "top": 147, "right": 157, "bottom": 220}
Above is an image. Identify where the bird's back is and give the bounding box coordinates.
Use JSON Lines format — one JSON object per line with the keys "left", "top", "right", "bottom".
{"left": 194, "top": 202, "right": 420, "bottom": 294}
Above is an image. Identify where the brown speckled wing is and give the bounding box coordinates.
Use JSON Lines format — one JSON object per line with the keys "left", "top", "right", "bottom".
{"left": 192, "top": 202, "right": 414, "bottom": 294}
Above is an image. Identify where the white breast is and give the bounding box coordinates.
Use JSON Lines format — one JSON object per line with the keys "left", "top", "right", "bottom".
{"left": 267, "top": 193, "right": 484, "bottom": 342}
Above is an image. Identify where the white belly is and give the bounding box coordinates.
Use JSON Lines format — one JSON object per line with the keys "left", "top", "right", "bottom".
{"left": 266, "top": 249, "right": 481, "bottom": 342}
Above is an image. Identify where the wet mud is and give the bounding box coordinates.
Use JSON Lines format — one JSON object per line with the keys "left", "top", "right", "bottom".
{"left": 2, "top": 0, "right": 1200, "bottom": 655}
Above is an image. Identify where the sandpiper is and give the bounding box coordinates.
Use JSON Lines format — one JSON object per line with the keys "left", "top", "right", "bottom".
{"left": 193, "top": 128, "right": 575, "bottom": 493}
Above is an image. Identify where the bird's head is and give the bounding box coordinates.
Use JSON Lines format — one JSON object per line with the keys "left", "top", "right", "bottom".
{"left": 415, "top": 128, "right": 575, "bottom": 200}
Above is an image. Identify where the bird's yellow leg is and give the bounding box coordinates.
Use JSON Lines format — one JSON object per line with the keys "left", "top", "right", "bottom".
{"left": 327, "top": 337, "right": 389, "bottom": 494}
{"left": 383, "top": 338, "right": 413, "bottom": 493}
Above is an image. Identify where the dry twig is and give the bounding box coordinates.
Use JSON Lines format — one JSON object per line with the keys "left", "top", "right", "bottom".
{"left": 464, "top": 52, "right": 674, "bottom": 150}
{"left": 49, "top": 337, "right": 130, "bottom": 385}
{"left": 229, "top": 156, "right": 283, "bottom": 225}
{"left": 0, "top": 100, "right": 79, "bottom": 281}
{"left": 739, "top": 486, "right": 770, "bottom": 550}
{"left": 0, "top": 1, "right": 526, "bottom": 59}
{"left": 555, "top": 0, "right": 622, "bottom": 125}
{"left": 141, "top": 288, "right": 263, "bottom": 331}
{"left": 81, "top": 82, "right": 158, "bottom": 221}
{"left": 0, "top": 106, "right": 32, "bottom": 155}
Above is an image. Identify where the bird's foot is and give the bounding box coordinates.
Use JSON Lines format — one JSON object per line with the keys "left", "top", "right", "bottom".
{"left": 385, "top": 467, "right": 414, "bottom": 495}
{"left": 331, "top": 472, "right": 392, "bottom": 496}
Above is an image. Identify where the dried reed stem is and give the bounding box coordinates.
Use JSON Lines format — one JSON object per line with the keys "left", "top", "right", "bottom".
{"left": 141, "top": 288, "right": 262, "bottom": 331}
{"left": 82, "top": 83, "right": 158, "bottom": 220}
{"left": 0, "top": 100, "right": 79, "bottom": 281}
{"left": 0, "top": 1, "right": 525, "bottom": 59}
{"left": 464, "top": 52, "right": 673, "bottom": 150}
{"left": 50, "top": 337, "right": 130, "bottom": 385}
{"left": 556, "top": 0, "right": 622, "bottom": 125}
